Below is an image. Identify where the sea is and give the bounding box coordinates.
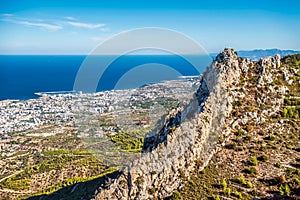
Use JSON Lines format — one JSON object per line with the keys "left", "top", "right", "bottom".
{"left": 0, "top": 55, "right": 212, "bottom": 100}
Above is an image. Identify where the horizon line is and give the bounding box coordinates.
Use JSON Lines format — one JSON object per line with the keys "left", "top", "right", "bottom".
{"left": 1, "top": 48, "right": 300, "bottom": 56}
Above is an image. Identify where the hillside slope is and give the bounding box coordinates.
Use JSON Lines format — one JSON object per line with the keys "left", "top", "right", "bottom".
{"left": 178, "top": 51, "right": 300, "bottom": 199}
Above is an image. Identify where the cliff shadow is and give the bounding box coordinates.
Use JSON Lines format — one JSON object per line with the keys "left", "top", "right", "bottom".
{"left": 26, "top": 170, "right": 122, "bottom": 200}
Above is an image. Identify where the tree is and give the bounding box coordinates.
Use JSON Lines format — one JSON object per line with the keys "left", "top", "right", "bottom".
{"left": 283, "top": 108, "right": 288, "bottom": 118}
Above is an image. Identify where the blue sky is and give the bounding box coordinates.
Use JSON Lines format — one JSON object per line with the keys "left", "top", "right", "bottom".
{"left": 0, "top": 0, "right": 299, "bottom": 54}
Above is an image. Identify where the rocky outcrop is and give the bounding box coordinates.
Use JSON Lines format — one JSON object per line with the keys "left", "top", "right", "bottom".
{"left": 92, "top": 48, "right": 242, "bottom": 200}
{"left": 258, "top": 54, "right": 280, "bottom": 86}
{"left": 91, "top": 49, "right": 299, "bottom": 200}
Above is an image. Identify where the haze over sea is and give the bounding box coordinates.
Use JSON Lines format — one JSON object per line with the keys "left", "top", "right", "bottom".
{"left": 0, "top": 55, "right": 211, "bottom": 101}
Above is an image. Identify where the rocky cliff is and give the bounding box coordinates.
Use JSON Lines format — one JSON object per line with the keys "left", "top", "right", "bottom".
{"left": 93, "top": 48, "right": 243, "bottom": 199}
{"left": 92, "top": 48, "right": 300, "bottom": 200}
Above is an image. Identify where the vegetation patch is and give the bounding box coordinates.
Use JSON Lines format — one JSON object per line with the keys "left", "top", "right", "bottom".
{"left": 109, "top": 130, "right": 145, "bottom": 153}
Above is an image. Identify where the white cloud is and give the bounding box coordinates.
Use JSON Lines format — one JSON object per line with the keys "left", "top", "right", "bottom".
{"left": 2, "top": 13, "right": 13, "bottom": 17}
{"left": 100, "top": 27, "right": 110, "bottom": 32}
{"left": 1, "top": 14, "right": 62, "bottom": 31}
{"left": 67, "top": 21, "right": 105, "bottom": 29}
{"left": 65, "top": 16, "right": 77, "bottom": 21}
{"left": 15, "top": 20, "right": 62, "bottom": 31}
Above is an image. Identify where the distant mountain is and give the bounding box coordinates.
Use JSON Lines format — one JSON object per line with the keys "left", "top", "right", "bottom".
{"left": 237, "top": 48, "right": 300, "bottom": 60}
{"left": 211, "top": 49, "right": 300, "bottom": 60}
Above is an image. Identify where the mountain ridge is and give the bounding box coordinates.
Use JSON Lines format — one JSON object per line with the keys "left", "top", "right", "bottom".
{"left": 93, "top": 48, "right": 300, "bottom": 200}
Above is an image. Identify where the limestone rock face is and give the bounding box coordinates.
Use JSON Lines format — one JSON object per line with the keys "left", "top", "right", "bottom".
{"left": 241, "top": 58, "right": 252, "bottom": 74}
{"left": 93, "top": 48, "right": 281, "bottom": 200}
{"left": 215, "top": 48, "right": 238, "bottom": 62}
{"left": 259, "top": 54, "right": 281, "bottom": 69}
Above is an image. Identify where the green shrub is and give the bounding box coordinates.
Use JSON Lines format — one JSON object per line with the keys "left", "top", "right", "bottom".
{"left": 275, "top": 162, "right": 283, "bottom": 168}
{"left": 249, "top": 148, "right": 256, "bottom": 153}
{"left": 214, "top": 195, "right": 221, "bottom": 200}
{"left": 232, "top": 100, "right": 242, "bottom": 107}
{"left": 237, "top": 175, "right": 246, "bottom": 185}
{"left": 149, "top": 187, "right": 156, "bottom": 194}
{"left": 171, "top": 191, "right": 182, "bottom": 200}
{"left": 265, "top": 135, "right": 276, "bottom": 141}
{"left": 222, "top": 178, "right": 227, "bottom": 189}
{"left": 246, "top": 181, "right": 253, "bottom": 188}
{"left": 250, "top": 156, "right": 258, "bottom": 166}
{"left": 259, "top": 154, "right": 268, "bottom": 162}
{"left": 233, "top": 191, "right": 242, "bottom": 199}
{"left": 226, "top": 142, "right": 237, "bottom": 150}
{"left": 236, "top": 130, "right": 244, "bottom": 136}
{"left": 237, "top": 175, "right": 253, "bottom": 188}
{"left": 224, "top": 187, "right": 231, "bottom": 196}
{"left": 282, "top": 107, "right": 300, "bottom": 118}
{"left": 251, "top": 76, "right": 259, "bottom": 84}
{"left": 244, "top": 135, "right": 252, "bottom": 142}
{"left": 240, "top": 77, "right": 245, "bottom": 85}
{"left": 135, "top": 177, "right": 142, "bottom": 186}
{"left": 289, "top": 178, "right": 300, "bottom": 187}
{"left": 244, "top": 166, "right": 257, "bottom": 175}
{"left": 236, "top": 146, "right": 244, "bottom": 151}
{"left": 279, "top": 184, "right": 290, "bottom": 196}
{"left": 282, "top": 108, "right": 288, "bottom": 117}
